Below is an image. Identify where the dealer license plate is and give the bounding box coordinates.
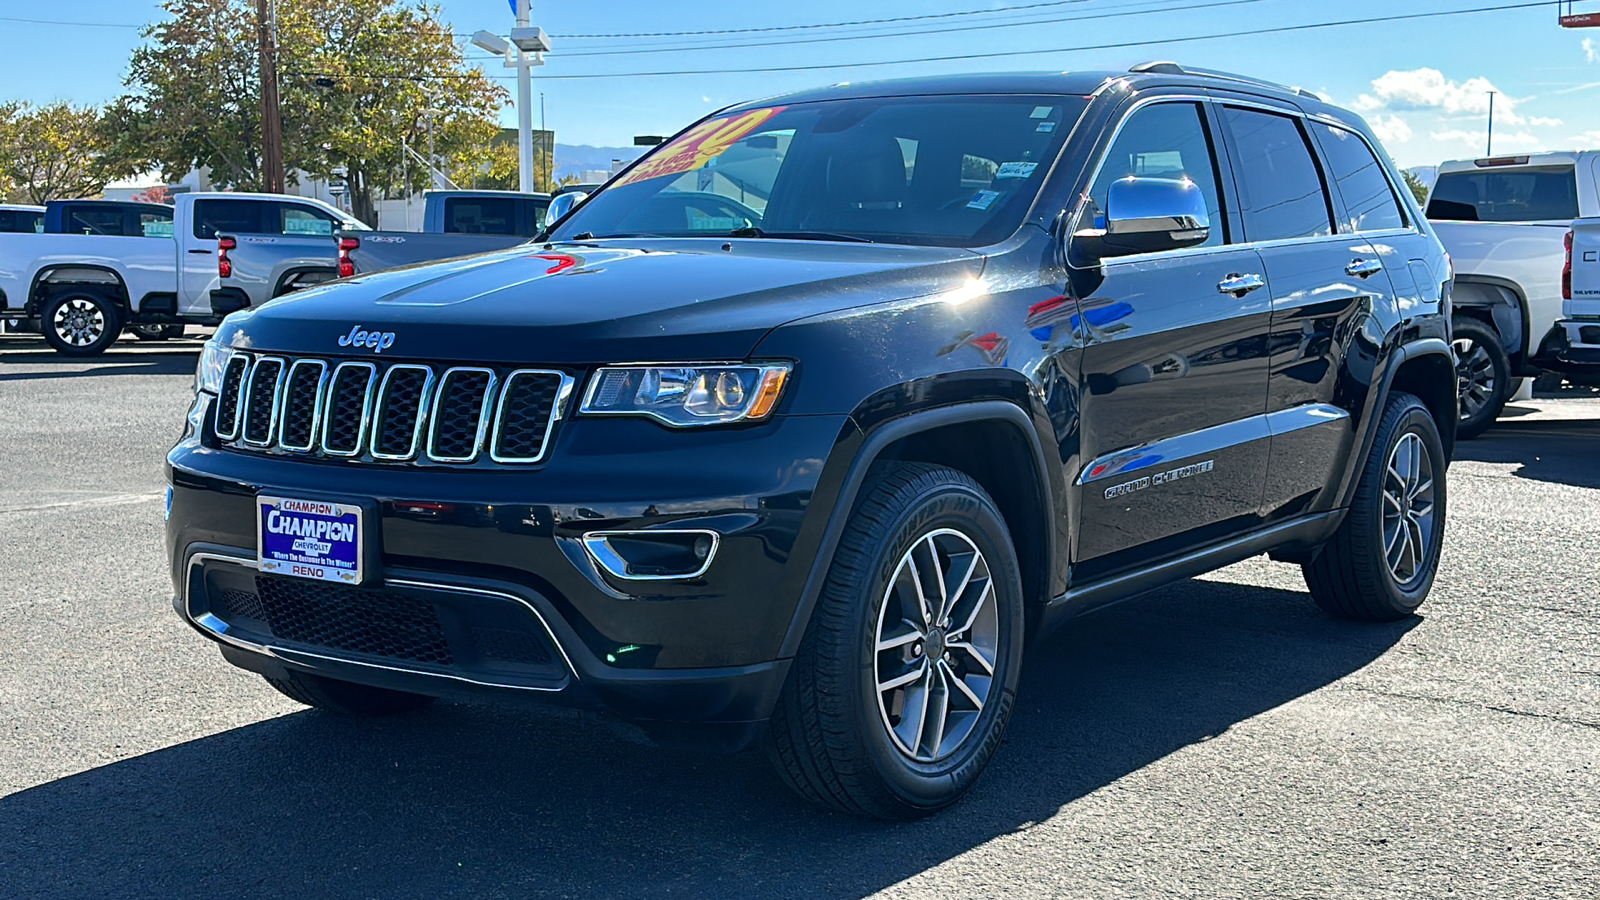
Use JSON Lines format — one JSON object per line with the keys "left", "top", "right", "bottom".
{"left": 257, "top": 496, "right": 364, "bottom": 584}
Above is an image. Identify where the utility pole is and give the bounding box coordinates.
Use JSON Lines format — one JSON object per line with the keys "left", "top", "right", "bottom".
{"left": 1486, "top": 90, "right": 1497, "bottom": 157}
{"left": 257, "top": 0, "right": 285, "bottom": 193}
{"left": 516, "top": 0, "right": 535, "bottom": 192}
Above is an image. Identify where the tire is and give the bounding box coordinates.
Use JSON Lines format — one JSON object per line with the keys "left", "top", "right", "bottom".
{"left": 765, "top": 462, "right": 1025, "bottom": 819}
{"left": 131, "top": 323, "right": 185, "bottom": 341}
{"left": 1452, "top": 317, "right": 1509, "bottom": 440}
{"left": 1303, "top": 391, "right": 1447, "bottom": 621}
{"left": 263, "top": 671, "right": 437, "bottom": 717}
{"left": 42, "top": 290, "right": 122, "bottom": 356}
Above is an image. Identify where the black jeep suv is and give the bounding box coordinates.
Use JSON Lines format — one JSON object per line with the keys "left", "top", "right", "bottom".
{"left": 169, "top": 64, "right": 1455, "bottom": 819}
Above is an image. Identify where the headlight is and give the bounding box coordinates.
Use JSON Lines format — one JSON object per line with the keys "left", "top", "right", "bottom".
{"left": 195, "top": 340, "right": 233, "bottom": 394}
{"left": 580, "top": 363, "right": 791, "bottom": 426}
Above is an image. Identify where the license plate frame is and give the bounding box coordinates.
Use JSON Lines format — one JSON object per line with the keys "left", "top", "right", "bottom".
{"left": 257, "top": 495, "right": 367, "bottom": 585}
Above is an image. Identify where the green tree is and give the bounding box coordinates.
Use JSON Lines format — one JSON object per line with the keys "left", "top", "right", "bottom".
{"left": 1401, "top": 168, "right": 1431, "bottom": 207}
{"left": 119, "top": 0, "right": 507, "bottom": 223}
{"left": 0, "top": 101, "right": 141, "bottom": 203}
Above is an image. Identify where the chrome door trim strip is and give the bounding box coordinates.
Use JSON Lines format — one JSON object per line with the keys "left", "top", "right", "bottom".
{"left": 1077, "top": 403, "right": 1349, "bottom": 486}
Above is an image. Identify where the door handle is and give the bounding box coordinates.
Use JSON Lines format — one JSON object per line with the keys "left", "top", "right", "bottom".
{"left": 187, "top": 248, "right": 212, "bottom": 255}
{"left": 1217, "top": 273, "right": 1266, "bottom": 297}
{"left": 1346, "top": 258, "right": 1383, "bottom": 278}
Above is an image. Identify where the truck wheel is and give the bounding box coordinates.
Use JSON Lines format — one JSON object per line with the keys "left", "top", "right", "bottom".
{"left": 1303, "top": 391, "right": 1447, "bottom": 621}
{"left": 263, "top": 671, "right": 437, "bottom": 717}
{"left": 1452, "top": 318, "right": 1509, "bottom": 440}
{"left": 765, "top": 462, "right": 1024, "bottom": 819}
{"left": 42, "top": 291, "right": 121, "bottom": 356}
{"left": 130, "top": 323, "right": 185, "bottom": 341}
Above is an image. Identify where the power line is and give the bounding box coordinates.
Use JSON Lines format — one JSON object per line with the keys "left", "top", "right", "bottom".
{"left": 0, "top": 14, "right": 142, "bottom": 28}
{"left": 555, "top": 0, "right": 1097, "bottom": 40}
{"left": 493, "top": 1, "right": 1554, "bottom": 81}
{"left": 546, "top": 0, "right": 1277, "bottom": 59}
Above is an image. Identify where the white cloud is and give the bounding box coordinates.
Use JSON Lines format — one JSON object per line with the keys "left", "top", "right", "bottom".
{"left": 1368, "top": 114, "right": 1413, "bottom": 145}
{"left": 1430, "top": 129, "right": 1542, "bottom": 152}
{"left": 1356, "top": 68, "right": 1559, "bottom": 129}
{"left": 701, "top": 95, "right": 711, "bottom": 103}
{"left": 1573, "top": 130, "right": 1600, "bottom": 146}
{"left": 1585, "top": 38, "right": 1598, "bottom": 63}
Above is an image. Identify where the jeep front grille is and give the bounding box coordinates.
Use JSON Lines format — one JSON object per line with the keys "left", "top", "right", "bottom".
{"left": 214, "top": 353, "right": 573, "bottom": 465}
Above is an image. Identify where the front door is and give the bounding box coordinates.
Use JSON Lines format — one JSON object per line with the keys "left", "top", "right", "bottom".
{"left": 1070, "top": 100, "right": 1273, "bottom": 578}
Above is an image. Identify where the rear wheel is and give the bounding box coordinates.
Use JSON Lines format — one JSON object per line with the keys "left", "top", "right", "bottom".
{"left": 130, "top": 323, "right": 185, "bottom": 341}
{"left": 765, "top": 462, "right": 1024, "bottom": 819}
{"left": 42, "top": 290, "right": 121, "bottom": 356}
{"left": 264, "top": 671, "right": 437, "bottom": 717}
{"left": 1452, "top": 317, "right": 1509, "bottom": 440}
{"left": 1303, "top": 391, "right": 1446, "bottom": 621}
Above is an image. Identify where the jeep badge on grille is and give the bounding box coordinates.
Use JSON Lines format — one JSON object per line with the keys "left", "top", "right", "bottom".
{"left": 337, "top": 325, "right": 396, "bottom": 353}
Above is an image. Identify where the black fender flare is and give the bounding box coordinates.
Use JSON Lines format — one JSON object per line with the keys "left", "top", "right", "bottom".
{"left": 774, "top": 400, "right": 1057, "bottom": 660}
{"left": 29, "top": 265, "right": 131, "bottom": 319}
{"left": 273, "top": 266, "right": 338, "bottom": 298}
{"left": 1451, "top": 274, "right": 1529, "bottom": 363}
{"left": 1332, "top": 336, "right": 1455, "bottom": 509}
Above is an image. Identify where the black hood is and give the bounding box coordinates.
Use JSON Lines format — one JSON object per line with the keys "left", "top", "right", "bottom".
{"left": 217, "top": 239, "right": 984, "bottom": 364}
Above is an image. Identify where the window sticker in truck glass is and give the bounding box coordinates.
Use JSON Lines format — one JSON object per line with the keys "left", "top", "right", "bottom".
{"left": 613, "top": 107, "right": 786, "bottom": 187}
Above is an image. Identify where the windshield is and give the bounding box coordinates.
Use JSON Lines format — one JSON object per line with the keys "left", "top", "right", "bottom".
{"left": 1426, "top": 166, "right": 1579, "bottom": 223}
{"left": 550, "top": 94, "right": 1087, "bottom": 248}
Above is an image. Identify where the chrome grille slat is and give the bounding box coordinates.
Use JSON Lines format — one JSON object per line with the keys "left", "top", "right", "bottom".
{"left": 214, "top": 353, "right": 567, "bottom": 467}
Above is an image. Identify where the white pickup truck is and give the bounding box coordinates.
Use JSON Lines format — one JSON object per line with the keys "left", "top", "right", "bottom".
{"left": 1426, "top": 152, "right": 1600, "bottom": 437}
{"left": 1570, "top": 217, "right": 1600, "bottom": 355}
{"left": 0, "top": 192, "right": 364, "bottom": 355}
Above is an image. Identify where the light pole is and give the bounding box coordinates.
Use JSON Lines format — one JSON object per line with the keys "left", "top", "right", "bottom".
{"left": 1487, "top": 90, "right": 1497, "bottom": 156}
{"left": 471, "top": 5, "right": 549, "bottom": 193}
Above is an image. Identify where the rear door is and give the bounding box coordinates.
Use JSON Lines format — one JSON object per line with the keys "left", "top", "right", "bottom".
{"left": 180, "top": 198, "right": 271, "bottom": 314}
{"left": 1071, "top": 98, "right": 1273, "bottom": 577}
{"left": 1216, "top": 104, "right": 1402, "bottom": 520}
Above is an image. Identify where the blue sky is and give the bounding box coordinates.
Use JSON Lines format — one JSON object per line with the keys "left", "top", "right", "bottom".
{"left": 4, "top": 0, "right": 1599, "bottom": 168}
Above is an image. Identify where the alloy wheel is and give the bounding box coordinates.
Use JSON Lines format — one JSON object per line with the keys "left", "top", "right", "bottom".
{"left": 1382, "top": 432, "right": 1437, "bottom": 585}
{"left": 873, "top": 528, "right": 999, "bottom": 764}
{"left": 1452, "top": 337, "right": 1496, "bottom": 422}
{"left": 53, "top": 298, "right": 106, "bottom": 348}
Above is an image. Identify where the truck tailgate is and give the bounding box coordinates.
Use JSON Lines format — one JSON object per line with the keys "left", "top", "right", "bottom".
{"left": 1571, "top": 218, "right": 1600, "bottom": 318}
{"left": 346, "top": 232, "right": 531, "bottom": 275}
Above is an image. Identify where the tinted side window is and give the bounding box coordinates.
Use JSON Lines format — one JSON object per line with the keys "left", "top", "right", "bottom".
{"left": 69, "top": 206, "right": 128, "bottom": 236}
{"left": 140, "top": 208, "right": 175, "bottom": 238}
{"left": 0, "top": 210, "right": 43, "bottom": 233}
{"left": 193, "top": 199, "right": 269, "bottom": 239}
{"left": 1312, "top": 123, "right": 1405, "bottom": 232}
{"left": 1223, "top": 107, "right": 1333, "bottom": 242}
{"left": 444, "top": 197, "right": 517, "bottom": 234}
{"left": 1089, "top": 102, "right": 1227, "bottom": 248}
{"left": 280, "top": 205, "right": 337, "bottom": 235}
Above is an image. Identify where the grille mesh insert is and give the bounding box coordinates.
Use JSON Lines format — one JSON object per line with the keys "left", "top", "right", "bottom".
{"left": 373, "top": 367, "right": 429, "bottom": 457}
{"left": 254, "top": 575, "right": 454, "bottom": 666}
{"left": 323, "top": 365, "right": 373, "bottom": 454}
{"left": 493, "top": 372, "right": 564, "bottom": 461}
{"left": 279, "top": 362, "right": 324, "bottom": 449}
{"left": 242, "top": 358, "right": 284, "bottom": 444}
{"left": 429, "top": 370, "right": 492, "bottom": 460}
{"left": 216, "top": 356, "right": 249, "bottom": 438}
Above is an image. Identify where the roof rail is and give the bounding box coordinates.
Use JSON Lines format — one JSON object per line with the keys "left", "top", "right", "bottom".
{"left": 1127, "top": 61, "right": 1320, "bottom": 99}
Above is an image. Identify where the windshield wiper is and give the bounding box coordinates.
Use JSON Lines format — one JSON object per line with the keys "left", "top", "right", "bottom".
{"left": 726, "top": 226, "right": 872, "bottom": 243}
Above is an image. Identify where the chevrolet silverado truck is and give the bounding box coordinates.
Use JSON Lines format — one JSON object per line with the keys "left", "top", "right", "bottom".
{"left": 0, "top": 193, "right": 364, "bottom": 355}
{"left": 1426, "top": 151, "right": 1600, "bottom": 437}
{"left": 332, "top": 190, "right": 552, "bottom": 276}
{"left": 1568, "top": 216, "right": 1600, "bottom": 351}
{"left": 169, "top": 65, "right": 1456, "bottom": 819}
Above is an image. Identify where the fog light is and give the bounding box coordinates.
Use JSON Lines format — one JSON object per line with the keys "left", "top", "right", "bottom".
{"left": 581, "top": 529, "right": 720, "bottom": 581}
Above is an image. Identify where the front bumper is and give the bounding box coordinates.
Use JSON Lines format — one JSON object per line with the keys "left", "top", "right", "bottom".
{"left": 168, "top": 394, "right": 856, "bottom": 737}
{"left": 1534, "top": 320, "right": 1600, "bottom": 370}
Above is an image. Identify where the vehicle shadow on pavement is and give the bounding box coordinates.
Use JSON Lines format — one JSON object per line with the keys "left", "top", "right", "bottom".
{"left": 0, "top": 353, "right": 200, "bottom": 381}
{"left": 0, "top": 579, "right": 1412, "bottom": 900}
{"left": 1453, "top": 417, "right": 1600, "bottom": 489}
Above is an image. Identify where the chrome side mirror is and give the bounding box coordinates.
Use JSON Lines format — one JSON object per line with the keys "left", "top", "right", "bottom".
{"left": 545, "top": 191, "right": 589, "bottom": 228}
{"left": 1098, "top": 176, "right": 1211, "bottom": 257}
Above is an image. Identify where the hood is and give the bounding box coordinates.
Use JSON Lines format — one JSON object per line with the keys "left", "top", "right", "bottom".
{"left": 218, "top": 239, "right": 984, "bottom": 364}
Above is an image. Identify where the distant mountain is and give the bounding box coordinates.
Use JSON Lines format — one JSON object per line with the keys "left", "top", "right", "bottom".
{"left": 553, "top": 144, "right": 647, "bottom": 180}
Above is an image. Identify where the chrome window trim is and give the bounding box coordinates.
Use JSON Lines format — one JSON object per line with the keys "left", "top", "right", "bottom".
{"left": 276, "top": 358, "right": 329, "bottom": 452}
{"left": 214, "top": 354, "right": 251, "bottom": 442}
{"left": 318, "top": 361, "right": 378, "bottom": 457}
{"left": 1075, "top": 93, "right": 1421, "bottom": 268}
{"left": 580, "top": 529, "right": 721, "bottom": 582}
{"left": 489, "top": 369, "right": 575, "bottom": 465}
{"left": 425, "top": 366, "right": 498, "bottom": 464}
{"left": 369, "top": 364, "right": 435, "bottom": 461}
{"left": 238, "top": 356, "right": 287, "bottom": 448}
{"left": 182, "top": 550, "right": 576, "bottom": 692}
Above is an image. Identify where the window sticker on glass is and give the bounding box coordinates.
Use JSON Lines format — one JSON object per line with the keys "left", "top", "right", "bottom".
{"left": 967, "top": 190, "right": 1002, "bottom": 210}
{"left": 613, "top": 107, "right": 787, "bottom": 187}
{"left": 1036, "top": 121, "right": 1057, "bottom": 133}
{"left": 996, "top": 162, "right": 1039, "bottom": 180}
{"left": 1030, "top": 106, "right": 1053, "bottom": 119}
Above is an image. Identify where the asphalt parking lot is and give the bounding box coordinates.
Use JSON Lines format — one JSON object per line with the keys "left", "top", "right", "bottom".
{"left": 1, "top": 335, "right": 1596, "bottom": 899}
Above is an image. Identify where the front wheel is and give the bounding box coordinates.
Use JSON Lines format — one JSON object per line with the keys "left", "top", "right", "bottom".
{"left": 1303, "top": 391, "right": 1447, "bottom": 621}
{"left": 130, "top": 323, "right": 185, "bottom": 341}
{"left": 765, "top": 462, "right": 1025, "bottom": 819}
{"left": 42, "top": 291, "right": 122, "bottom": 356}
{"left": 1452, "top": 317, "right": 1509, "bottom": 440}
